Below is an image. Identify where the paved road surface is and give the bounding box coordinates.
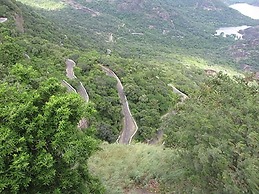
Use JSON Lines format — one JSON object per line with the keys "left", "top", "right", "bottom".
{"left": 64, "top": 59, "right": 90, "bottom": 129}
{"left": 168, "top": 84, "right": 189, "bottom": 102}
{"left": 100, "top": 65, "right": 138, "bottom": 144}
{"left": 78, "top": 82, "right": 89, "bottom": 103}
{"left": 65, "top": 59, "right": 76, "bottom": 79}
{"left": 65, "top": 59, "right": 89, "bottom": 102}
{"left": 62, "top": 80, "right": 77, "bottom": 93}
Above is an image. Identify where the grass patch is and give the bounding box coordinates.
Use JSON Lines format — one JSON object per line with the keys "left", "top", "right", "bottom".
{"left": 17, "top": 0, "right": 66, "bottom": 10}
{"left": 88, "top": 143, "right": 180, "bottom": 194}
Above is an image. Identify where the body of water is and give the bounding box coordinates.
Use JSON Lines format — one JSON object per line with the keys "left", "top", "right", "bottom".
{"left": 215, "top": 3, "right": 259, "bottom": 39}
{"left": 230, "top": 3, "right": 259, "bottom": 20}
{"left": 215, "top": 25, "right": 250, "bottom": 39}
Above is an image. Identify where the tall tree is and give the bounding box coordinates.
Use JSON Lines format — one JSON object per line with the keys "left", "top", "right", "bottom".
{"left": 0, "top": 65, "right": 104, "bottom": 193}
{"left": 165, "top": 74, "right": 259, "bottom": 193}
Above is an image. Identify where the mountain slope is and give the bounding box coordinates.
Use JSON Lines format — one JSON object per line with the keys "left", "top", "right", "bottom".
{"left": 1, "top": 0, "right": 258, "bottom": 193}
{"left": 17, "top": 0, "right": 259, "bottom": 61}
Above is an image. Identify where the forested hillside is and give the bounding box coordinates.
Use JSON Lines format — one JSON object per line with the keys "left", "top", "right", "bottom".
{"left": 16, "top": 0, "right": 259, "bottom": 67}
{"left": 0, "top": 0, "right": 258, "bottom": 193}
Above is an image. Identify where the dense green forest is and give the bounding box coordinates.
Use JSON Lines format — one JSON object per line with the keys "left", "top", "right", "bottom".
{"left": 0, "top": 0, "right": 258, "bottom": 193}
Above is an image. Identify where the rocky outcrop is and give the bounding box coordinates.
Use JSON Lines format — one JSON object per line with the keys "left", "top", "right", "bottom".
{"left": 0, "top": 17, "right": 8, "bottom": 23}
{"left": 62, "top": 0, "right": 100, "bottom": 16}
{"left": 117, "top": 0, "right": 144, "bottom": 12}
{"left": 229, "top": 26, "right": 259, "bottom": 69}
{"left": 14, "top": 14, "right": 24, "bottom": 33}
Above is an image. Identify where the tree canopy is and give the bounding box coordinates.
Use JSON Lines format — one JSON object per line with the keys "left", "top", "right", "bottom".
{"left": 165, "top": 74, "right": 259, "bottom": 193}
{"left": 0, "top": 65, "right": 104, "bottom": 193}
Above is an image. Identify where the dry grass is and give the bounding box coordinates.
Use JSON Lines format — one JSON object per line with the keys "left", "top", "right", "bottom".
{"left": 17, "top": 0, "right": 66, "bottom": 10}
{"left": 88, "top": 143, "right": 179, "bottom": 194}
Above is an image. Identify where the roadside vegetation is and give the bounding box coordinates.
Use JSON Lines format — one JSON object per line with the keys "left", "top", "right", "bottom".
{"left": 0, "top": 0, "right": 258, "bottom": 193}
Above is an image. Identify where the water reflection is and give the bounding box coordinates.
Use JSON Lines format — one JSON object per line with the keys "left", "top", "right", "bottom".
{"left": 230, "top": 3, "right": 259, "bottom": 20}
{"left": 215, "top": 25, "right": 250, "bottom": 39}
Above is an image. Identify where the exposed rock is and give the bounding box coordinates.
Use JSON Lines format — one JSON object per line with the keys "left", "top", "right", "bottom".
{"left": 229, "top": 26, "right": 259, "bottom": 68}
{"left": 0, "top": 17, "right": 8, "bottom": 23}
{"left": 78, "top": 118, "right": 89, "bottom": 129}
{"left": 242, "top": 26, "right": 259, "bottom": 41}
{"left": 108, "top": 33, "right": 114, "bottom": 42}
{"left": 62, "top": 0, "right": 100, "bottom": 16}
{"left": 117, "top": 0, "right": 144, "bottom": 12}
{"left": 106, "top": 49, "right": 112, "bottom": 55}
{"left": 204, "top": 69, "right": 217, "bottom": 76}
{"left": 195, "top": 1, "right": 220, "bottom": 11}
{"left": 14, "top": 14, "right": 24, "bottom": 33}
{"left": 152, "top": 6, "right": 170, "bottom": 20}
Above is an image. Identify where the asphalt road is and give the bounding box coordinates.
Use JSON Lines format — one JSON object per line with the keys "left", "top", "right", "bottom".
{"left": 78, "top": 82, "right": 89, "bottom": 103}
{"left": 65, "top": 59, "right": 76, "bottom": 79}
{"left": 100, "top": 65, "right": 138, "bottom": 144}
{"left": 64, "top": 59, "right": 90, "bottom": 129}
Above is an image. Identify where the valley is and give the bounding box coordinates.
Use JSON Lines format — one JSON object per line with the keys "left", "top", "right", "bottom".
{"left": 0, "top": 0, "right": 258, "bottom": 194}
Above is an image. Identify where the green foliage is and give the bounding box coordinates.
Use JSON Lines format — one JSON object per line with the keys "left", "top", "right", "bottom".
{"left": 88, "top": 143, "right": 180, "bottom": 194}
{"left": 1, "top": 1, "right": 258, "bottom": 193}
{"left": 16, "top": 0, "right": 66, "bottom": 10}
{"left": 0, "top": 65, "right": 104, "bottom": 193}
{"left": 76, "top": 59, "right": 122, "bottom": 143}
{"left": 0, "top": 41, "right": 24, "bottom": 66}
{"left": 165, "top": 74, "right": 259, "bottom": 193}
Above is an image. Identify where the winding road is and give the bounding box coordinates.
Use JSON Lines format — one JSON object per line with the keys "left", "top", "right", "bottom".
{"left": 65, "top": 59, "right": 89, "bottom": 102}
{"left": 64, "top": 59, "right": 90, "bottom": 129}
{"left": 100, "top": 65, "right": 138, "bottom": 144}
{"left": 78, "top": 82, "right": 89, "bottom": 103}
{"left": 64, "top": 59, "right": 137, "bottom": 143}
{"left": 62, "top": 80, "right": 77, "bottom": 93}
{"left": 168, "top": 84, "right": 189, "bottom": 102}
{"left": 149, "top": 84, "right": 188, "bottom": 145}
{"left": 66, "top": 59, "right": 76, "bottom": 79}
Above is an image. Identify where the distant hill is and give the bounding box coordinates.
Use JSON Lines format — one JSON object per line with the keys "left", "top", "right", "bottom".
{"left": 14, "top": 0, "right": 259, "bottom": 69}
